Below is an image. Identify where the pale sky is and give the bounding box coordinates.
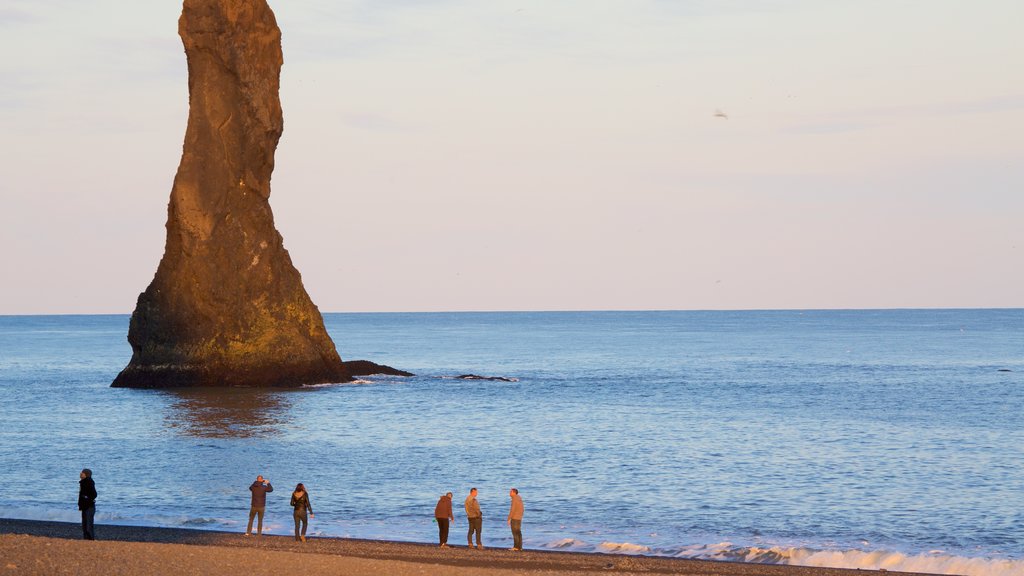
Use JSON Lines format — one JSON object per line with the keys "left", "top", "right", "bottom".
{"left": 2, "top": 1, "right": 1022, "bottom": 314}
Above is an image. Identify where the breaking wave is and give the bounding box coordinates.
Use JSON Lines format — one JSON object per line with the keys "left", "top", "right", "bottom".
{"left": 301, "top": 379, "right": 374, "bottom": 388}
{"left": 0, "top": 507, "right": 238, "bottom": 532}
{"left": 3, "top": 504, "right": 1019, "bottom": 576}
{"left": 597, "top": 541, "right": 652, "bottom": 554}
{"left": 539, "top": 538, "right": 1022, "bottom": 576}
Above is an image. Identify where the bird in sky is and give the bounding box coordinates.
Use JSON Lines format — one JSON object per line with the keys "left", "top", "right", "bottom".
{"left": 713, "top": 109, "right": 728, "bottom": 120}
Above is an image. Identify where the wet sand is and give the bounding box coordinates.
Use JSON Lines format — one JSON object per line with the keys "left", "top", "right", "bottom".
{"left": 0, "top": 518, "right": 941, "bottom": 576}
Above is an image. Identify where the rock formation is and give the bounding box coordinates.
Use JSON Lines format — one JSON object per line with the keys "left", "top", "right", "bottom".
{"left": 343, "top": 360, "right": 415, "bottom": 378}
{"left": 112, "top": 0, "right": 350, "bottom": 387}
{"left": 454, "top": 375, "right": 518, "bottom": 382}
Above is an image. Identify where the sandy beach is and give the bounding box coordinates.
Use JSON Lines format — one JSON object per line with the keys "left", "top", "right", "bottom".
{"left": 0, "top": 519, "right": 942, "bottom": 576}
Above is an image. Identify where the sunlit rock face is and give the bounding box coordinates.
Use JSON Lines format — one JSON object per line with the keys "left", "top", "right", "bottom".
{"left": 113, "top": 0, "right": 350, "bottom": 387}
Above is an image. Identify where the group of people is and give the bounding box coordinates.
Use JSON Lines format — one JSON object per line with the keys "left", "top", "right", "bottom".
{"left": 76, "top": 469, "right": 525, "bottom": 550}
{"left": 244, "top": 475, "right": 314, "bottom": 542}
{"left": 434, "top": 487, "right": 524, "bottom": 551}
{"left": 246, "top": 477, "right": 527, "bottom": 549}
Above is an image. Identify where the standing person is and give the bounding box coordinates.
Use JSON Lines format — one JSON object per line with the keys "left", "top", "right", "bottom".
{"left": 434, "top": 492, "right": 454, "bottom": 547}
{"left": 245, "top": 475, "right": 273, "bottom": 536}
{"left": 464, "top": 487, "right": 483, "bottom": 549}
{"left": 507, "top": 488, "right": 524, "bottom": 551}
{"left": 290, "top": 483, "right": 314, "bottom": 542}
{"left": 77, "top": 469, "right": 97, "bottom": 540}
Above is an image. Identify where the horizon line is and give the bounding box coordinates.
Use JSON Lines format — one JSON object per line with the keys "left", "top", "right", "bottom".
{"left": 1, "top": 305, "right": 1022, "bottom": 318}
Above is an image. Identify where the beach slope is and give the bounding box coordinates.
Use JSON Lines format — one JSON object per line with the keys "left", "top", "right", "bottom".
{"left": 0, "top": 519, "right": 944, "bottom": 576}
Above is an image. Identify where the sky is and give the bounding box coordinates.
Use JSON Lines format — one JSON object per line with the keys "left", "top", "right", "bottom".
{"left": 1, "top": 0, "right": 1022, "bottom": 314}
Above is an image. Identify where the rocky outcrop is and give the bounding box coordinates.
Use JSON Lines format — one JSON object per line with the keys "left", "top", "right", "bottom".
{"left": 343, "top": 361, "right": 414, "bottom": 377}
{"left": 112, "top": 0, "right": 349, "bottom": 387}
{"left": 455, "top": 374, "right": 518, "bottom": 382}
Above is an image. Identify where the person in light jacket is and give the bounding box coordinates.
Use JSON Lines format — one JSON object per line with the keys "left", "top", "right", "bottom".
{"left": 507, "top": 488, "right": 524, "bottom": 551}
{"left": 464, "top": 487, "right": 483, "bottom": 549}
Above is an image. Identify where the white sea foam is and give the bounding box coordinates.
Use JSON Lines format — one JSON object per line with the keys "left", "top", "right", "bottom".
{"left": 301, "top": 379, "right": 374, "bottom": 388}
{"left": 535, "top": 536, "right": 1022, "bottom": 576}
{"left": 597, "top": 541, "right": 652, "bottom": 554}
{"left": 785, "top": 548, "right": 1023, "bottom": 576}
{"left": 674, "top": 544, "right": 1024, "bottom": 576}
{"left": 540, "top": 538, "right": 588, "bottom": 550}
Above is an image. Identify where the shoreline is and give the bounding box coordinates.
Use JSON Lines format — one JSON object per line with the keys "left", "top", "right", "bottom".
{"left": 0, "top": 518, "right": 940, "bottom": 576}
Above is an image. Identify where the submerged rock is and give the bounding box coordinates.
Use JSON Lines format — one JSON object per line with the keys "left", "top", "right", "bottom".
{"left": 112, "top": 0, "right": 349, "bottom": 388}
{"left": 455, "top": 374, "right": 518, "bottom": 382}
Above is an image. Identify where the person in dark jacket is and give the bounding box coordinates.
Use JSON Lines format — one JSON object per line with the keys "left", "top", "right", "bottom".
{"left": 78, "top": 469, "right": 97, "bottom": 540}
{"left": 290, "top": 483, "right": 314, "bottom": 542}
{"left": 245, "top": 475, "right": 273, "bottom": 536}
{"left": 434, "top": 492, "right": 454, "bottom": 547}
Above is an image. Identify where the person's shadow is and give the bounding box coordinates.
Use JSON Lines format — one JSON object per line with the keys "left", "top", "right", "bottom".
{"left": 160, "top": 388, "right": 294, "bottom": 438}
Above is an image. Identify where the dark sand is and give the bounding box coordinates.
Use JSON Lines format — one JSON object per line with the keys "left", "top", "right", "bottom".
{"left": 0, "top": 519, "right": 942, "bottom": 576}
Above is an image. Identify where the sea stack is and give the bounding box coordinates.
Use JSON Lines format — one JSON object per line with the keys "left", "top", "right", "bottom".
{"left": 112, "top": 0, "right": 350, "bottom": 387}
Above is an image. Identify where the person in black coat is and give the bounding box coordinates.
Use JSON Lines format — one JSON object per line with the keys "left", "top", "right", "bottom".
{"left": 78, "top": 469, "right": 97, "bottom": 540}
{"left": 246, "top": 475, "right": 274, "bottom": 536}
{"left": 289, "top": 483, "right": 314, "bottom": 542}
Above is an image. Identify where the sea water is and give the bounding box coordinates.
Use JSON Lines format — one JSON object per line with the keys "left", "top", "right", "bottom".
{"left": 0, "top": 310, "right": 1021, "bottom": 576}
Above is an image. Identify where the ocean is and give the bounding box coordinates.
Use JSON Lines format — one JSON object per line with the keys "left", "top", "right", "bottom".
{"left": 0, "top": 309, "right": 1021, "bottom": 575}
